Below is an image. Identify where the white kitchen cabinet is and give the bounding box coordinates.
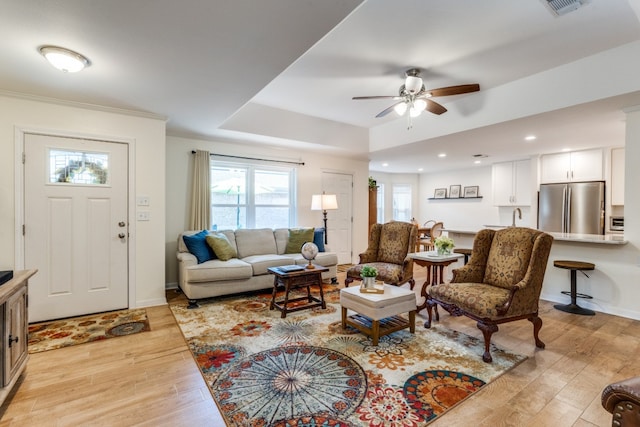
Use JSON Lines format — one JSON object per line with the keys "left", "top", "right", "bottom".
{"left": 540, "top": 149, "right": 603, "bottom": 183}
{"left": 492, "top": 159, "right": 531, "bottom": 206}
{"left": 0, "top": 270, "right": 35, "bottom": 406}
{"left": 611, "top": 147, "right": 625, "bottom": 206}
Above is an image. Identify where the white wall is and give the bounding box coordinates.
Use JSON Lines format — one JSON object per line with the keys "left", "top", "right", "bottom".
{"left": 165, "top": 136, "right": 370, "bottom": 285}
{"left": 416, "top": 165, "right": 536, "bottom": 229}
{"left": 0, "top": 94, "right": 167, "bottom": 308}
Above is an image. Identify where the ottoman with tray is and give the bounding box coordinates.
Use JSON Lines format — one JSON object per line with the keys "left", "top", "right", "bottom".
{"left": 340, "top": 284, "right": 416, "bottom": 345}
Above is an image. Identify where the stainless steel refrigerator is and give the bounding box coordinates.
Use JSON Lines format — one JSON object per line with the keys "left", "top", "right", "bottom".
{"left": 538, "top": 181, "right": 605, "bottom": 234}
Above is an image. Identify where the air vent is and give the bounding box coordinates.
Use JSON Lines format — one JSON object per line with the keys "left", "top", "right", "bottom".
{"left": 545, "top": 0, "right": 589, "bottom": 16}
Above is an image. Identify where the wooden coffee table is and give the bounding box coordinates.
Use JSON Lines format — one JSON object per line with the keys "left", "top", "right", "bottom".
{"left": 268, "top": 265, "right": 328, "bottom": 318}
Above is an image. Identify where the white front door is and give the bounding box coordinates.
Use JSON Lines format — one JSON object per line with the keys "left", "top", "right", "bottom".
{"left": 322, "top": 172, "right": 353, "bottom": 265}
{"left": 24, "top": 134, "right": 129, "bottom": 322}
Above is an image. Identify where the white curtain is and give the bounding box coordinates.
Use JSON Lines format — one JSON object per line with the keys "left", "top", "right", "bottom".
{"left": 189, "top": 150, "right": 211, "bottom": 230}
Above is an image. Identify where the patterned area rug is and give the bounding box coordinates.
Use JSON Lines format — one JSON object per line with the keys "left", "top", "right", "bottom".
{"left": 170, "top": 286, "right": 526, "bottom": 426}
{"left": 28, "top": 308, "right": 150, "bottom": 354}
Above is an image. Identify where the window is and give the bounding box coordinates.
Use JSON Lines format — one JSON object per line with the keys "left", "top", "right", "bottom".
{"left": 392, "top": 184, "right": 412, "bottom": 221}
{"left": 210, "top": 161, "right": 295, "bottom": 230}
{"left": 376, "top": 183, "right": 385, "bottom": 223}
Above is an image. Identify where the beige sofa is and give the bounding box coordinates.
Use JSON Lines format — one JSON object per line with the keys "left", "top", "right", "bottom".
{"left": 177, "top": 228, "right": 338, "bottom": 307}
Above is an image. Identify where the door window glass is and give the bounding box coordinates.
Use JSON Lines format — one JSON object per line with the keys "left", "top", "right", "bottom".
{"left": 49, "top": 149, "right": 109, "bottom": 185}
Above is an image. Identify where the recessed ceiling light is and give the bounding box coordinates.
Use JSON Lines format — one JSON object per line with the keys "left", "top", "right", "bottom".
{"left": 438, "top": 153, "right": 446, "bottom": 158}
{"left": 474, "top": 160, "right": 482, "bottom": 164}
{"left": 524, "top": 135, "right": 537, "bottom": 141}
{"left": 39, "top": 45, "right": 90, "bottom": 73}
{"left": 418, "top": 168, "right": 423, "bottom": 172}
{"left": 382, "top": 163, "right": 389, "bottom": 167}
{"left": 561, "top": 148, "right": 571, "bottom": 152}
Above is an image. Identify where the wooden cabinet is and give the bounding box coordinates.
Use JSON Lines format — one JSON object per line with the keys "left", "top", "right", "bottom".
{"left": 492, "top": 159, "right": 531, "bottom": 206}
{"left": 611, "top": 147, "right": 625, "bottom": 206}
{"left": 368, "top": 187, "right": 377, "bottom": 231}
{"left": 0, "top": 270, "right": 35, "bottom": 406}
{"left": 540, "top": 149, "right": 603, "bottom": 183}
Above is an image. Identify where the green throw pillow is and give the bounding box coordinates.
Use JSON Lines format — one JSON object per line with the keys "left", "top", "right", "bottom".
{"left": 285, "top": 228, "right": 315, "bottom": 254}
{"left": 206, "top": 233, "right": 237, "bottom": 261}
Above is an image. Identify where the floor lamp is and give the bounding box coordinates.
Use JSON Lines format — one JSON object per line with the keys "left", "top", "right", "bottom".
{"left": 311, "top": 193, "right": 338, "bottom": 244}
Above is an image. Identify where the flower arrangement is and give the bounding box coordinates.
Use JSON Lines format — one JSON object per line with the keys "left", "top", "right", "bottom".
{"left": 360, "top": 265, "right": 378, "bottom": 277}
{"left": 434, "top": 236, "right": 455, "bottom": 255}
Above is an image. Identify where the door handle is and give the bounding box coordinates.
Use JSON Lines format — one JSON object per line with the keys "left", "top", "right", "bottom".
{"left": 118, "top": 233, "right": 126, "bottom": 239}
{"left": 8, "top": 335, "right": 18, "bottom": 347}
{"left": 118, "top": 221, "right": 126, "bottom": 227}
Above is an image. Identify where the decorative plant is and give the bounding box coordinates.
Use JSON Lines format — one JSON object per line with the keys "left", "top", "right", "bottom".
{"left": 434, "top": 236, "right": 455, "bottom": 253}
{"left": 368, "top": 176, "right": 377, "bottom": 189}
{"left": 360, "top": 265, "right": 378, "bottom": 277}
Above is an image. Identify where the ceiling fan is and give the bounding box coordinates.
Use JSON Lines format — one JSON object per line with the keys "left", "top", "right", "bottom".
{"left": 352, "top": 68, "right": 480, "bottom": 125}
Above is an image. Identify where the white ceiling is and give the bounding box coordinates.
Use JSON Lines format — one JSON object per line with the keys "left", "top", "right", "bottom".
{"left": 3, "top": 0, "right": 640, "bottom": 173}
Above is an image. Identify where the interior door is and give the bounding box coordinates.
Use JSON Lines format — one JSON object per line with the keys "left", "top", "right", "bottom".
{"left": 24, "top": 134, "right": 129, "bottom": 322}
{"left": 321, "top": 172, "right": 353, "bottom": 264}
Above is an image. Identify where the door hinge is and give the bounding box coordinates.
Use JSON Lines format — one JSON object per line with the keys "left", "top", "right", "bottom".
{"left": 22, "top": 152, "right": 25, "bottom": 164}
{"left": 22, "top": 224, "right": 25, "bottom": 236}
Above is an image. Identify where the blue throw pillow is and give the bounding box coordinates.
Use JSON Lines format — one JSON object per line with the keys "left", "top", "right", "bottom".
{"left": 183, "top": 230, "right": 216, "bottom": 263}
{"left": 313, "top": 228, "right": 326, "bottom": 252}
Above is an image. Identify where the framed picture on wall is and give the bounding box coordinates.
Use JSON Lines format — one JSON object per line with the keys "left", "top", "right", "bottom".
{"left": 463, "top": 186, "right": 479, "bottom": 198}
{"left": 434, "top": 188, "right": 447, "bottom": 199}
{"left": 449, "top": 185, "right": 461, "bottom": 198}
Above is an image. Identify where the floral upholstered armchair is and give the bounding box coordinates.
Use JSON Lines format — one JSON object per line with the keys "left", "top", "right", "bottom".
{"left": 425, "top": 227, "right": 553, "bottom": 363}
{"left": 345, "top": 221, "right": 418, "bottom": 289}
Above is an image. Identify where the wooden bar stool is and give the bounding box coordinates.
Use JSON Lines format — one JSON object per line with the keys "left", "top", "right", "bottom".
{"left": 553, "top": 260, "right": 595, "bottom": 316}
{"left": 453, "top": 248, "right": 472, "bottom": 264}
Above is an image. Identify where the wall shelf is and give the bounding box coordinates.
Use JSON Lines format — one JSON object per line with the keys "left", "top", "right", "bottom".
{"left": 428, "top": 197, "right": 483, "bottom": 200}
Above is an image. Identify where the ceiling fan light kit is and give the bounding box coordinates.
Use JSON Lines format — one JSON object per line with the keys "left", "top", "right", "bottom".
{"left": 352, "top": 68, "right": 479, "bottom": 129}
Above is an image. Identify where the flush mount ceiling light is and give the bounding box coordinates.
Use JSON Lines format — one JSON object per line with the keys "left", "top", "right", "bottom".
{"left": 39, "top": 45, "right": 90, "bottom": 73}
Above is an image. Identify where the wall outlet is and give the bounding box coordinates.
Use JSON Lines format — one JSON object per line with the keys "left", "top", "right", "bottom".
{"left": 137, "top": 211, "right": 151, "bottom": 221}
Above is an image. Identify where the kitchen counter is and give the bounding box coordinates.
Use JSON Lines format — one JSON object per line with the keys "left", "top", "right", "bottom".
{"left": 444, "top": 227, "right": 628, "bottom": 245}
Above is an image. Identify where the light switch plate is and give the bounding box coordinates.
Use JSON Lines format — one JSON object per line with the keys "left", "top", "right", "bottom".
{"left": 137, "top": 196, "right": 150, "bottom": 206}
{"left": 137, "top": 211, "right": 151, "bottom": 221}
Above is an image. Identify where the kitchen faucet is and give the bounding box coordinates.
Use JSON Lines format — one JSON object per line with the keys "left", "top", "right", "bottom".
{"left": 512, "top": 207, "right": 522, "bottom": 227}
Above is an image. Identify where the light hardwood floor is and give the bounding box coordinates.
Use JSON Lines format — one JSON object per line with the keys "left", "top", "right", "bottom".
{"left": 0, "top": 269, "right": 632, "bottom": 426}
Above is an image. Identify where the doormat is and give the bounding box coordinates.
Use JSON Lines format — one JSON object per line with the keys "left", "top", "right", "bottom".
{"left": 28, "top": 308, "right": 150, "bottom": 354}
{"left": 169, "top": 287, "right": 526, "bottom": 426}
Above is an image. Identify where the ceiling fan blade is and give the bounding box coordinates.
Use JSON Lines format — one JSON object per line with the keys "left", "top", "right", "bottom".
{"left": 426, "top": 84, "right": 480, "bottom": 97}
{"left": 425, "top": 99, "right": 447, "bottom": 115}
{"left": 352, "top": 95, "right": 402, "bottom": 100}
{"left": 376, "top": 102, "right": 403, "bottom": 118}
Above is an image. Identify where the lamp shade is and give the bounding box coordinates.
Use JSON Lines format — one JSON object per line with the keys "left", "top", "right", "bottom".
{"left": 311, "top": 194, "right": 338, "bottom": 210}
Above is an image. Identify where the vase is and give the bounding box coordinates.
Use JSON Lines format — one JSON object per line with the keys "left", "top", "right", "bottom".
{"left": 437, "top": 247, "right": 451, "bottom": 256}
{"left": 362, "top": 276, "right": 376, "bottom": 289}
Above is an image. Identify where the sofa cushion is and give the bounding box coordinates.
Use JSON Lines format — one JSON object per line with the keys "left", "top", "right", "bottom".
{"left": 285, "top": 227, "right": 315, "bottom": 254}
{"left": 242, "top": 254, "right": 294, "bottom": 276}
{"left": 182, "top": 230, "right": 215, "bottom": 263}
{"left": 235, "top": 228, "right": 277, "bottom": 258}
{"left": 206, "top": 233, "right": 237, "bottom": 261}
{"left": 313, "top": 228, "right": 326, "bottom": 252}
{"left": 484, "top": 228, "right": 535, "bottom": 289}
{"left": 184, "top": 258, "right": 252, "bottom": 282}
{"left": 274, "top": 228, "right": 289, "bottom": 254}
